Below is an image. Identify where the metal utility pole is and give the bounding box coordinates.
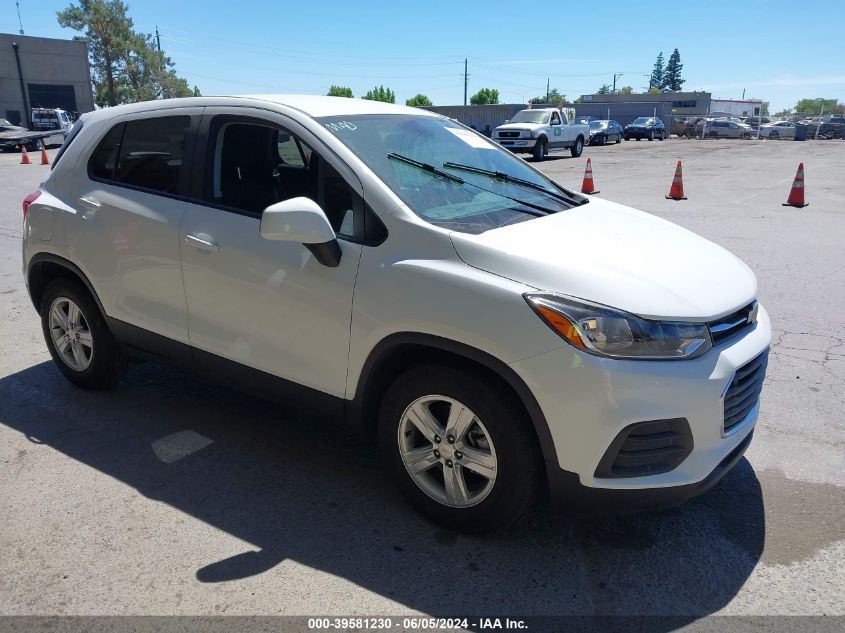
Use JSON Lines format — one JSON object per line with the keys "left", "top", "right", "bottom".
{"left": 613, "top": 72, "right": 623, "bottom": 94}
{"left": 463, "top": 59, "right": 468, "bottom": 106}
{"left": 11, "top": 42, "right": 29, "bottom": 128}
{"left": 546, "top": 78, "right": 550, "bottom": 103}
{"left": 156, "top": 26, "right": 161, "bottom": 51}
{"left": 16, "top": 1, "right": 24, "bottom": 34}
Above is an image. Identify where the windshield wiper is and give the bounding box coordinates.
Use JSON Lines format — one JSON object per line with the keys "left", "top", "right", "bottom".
{"left": 442, "top": 162, "right": 588, "bottom": 206}
{"left": 387, "top": 153, "right": 555, "bottom": 216}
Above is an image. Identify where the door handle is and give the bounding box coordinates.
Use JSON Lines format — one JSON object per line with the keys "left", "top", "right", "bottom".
{"left": 78, "top": 195, "right": 101, "bottom": 209}
{"left": 185, "top": 233, "right": 219, "bottom": 253}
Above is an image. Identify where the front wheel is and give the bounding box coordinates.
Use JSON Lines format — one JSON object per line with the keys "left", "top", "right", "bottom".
{"left": 769, "top": 131, "right": 779, "bottom": 139}
{"left": 378, "top": 365, "right": 543, "bottom": 533}
{"left": 648, "top": 130, "right": 655, "bottom": 141}
{"left": 532, "top": 138, "right": 547, "bottom": 161}
{"left": 570, "top": 137, "right": 583, "bottom": 158}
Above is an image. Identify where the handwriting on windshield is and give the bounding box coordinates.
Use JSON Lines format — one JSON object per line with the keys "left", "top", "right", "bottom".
{"left": 324, "top": 121, "right": 357, "bottom": 132}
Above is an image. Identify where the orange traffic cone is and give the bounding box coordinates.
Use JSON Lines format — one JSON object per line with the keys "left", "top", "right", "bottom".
{"left": 580, "top": 157, "right": 599, "bottom": 194}
{"left": 665, "top": 160, "right": 687, "bottom": 200}
{"left": 20, "top": 145, "right": 30, "bottom": 165}
{"left": 40, "top": 142, "right": 50, "bottom": 166}
{"left": 782, "top": 163, "right": 808, "bottom": 208}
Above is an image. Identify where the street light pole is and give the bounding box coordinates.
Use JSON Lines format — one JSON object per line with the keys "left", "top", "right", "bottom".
{"left": 613, "top": 72, "right": 624, "bottom": 94}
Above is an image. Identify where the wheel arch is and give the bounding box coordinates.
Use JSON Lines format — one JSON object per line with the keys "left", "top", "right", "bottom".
{"left": 348, "top": 332, "right": 557, "bottom": 465}
{"left": 27, "top": 253, "right": 106, "bottom": 317}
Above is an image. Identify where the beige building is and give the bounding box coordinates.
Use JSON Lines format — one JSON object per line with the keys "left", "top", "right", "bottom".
{"left": 1, "top": 33, "right": 95, "bottom": 126}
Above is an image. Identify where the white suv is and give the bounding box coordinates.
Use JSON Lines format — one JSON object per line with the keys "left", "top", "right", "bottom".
{"left": 22, "top": 95, "right": 770, "bottom": 532}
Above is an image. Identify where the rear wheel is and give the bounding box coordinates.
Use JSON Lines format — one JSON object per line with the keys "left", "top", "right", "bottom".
{"left": 570, "top": 136, "right": 583, "bottom": 158}
{"left": 769, "top": 131, "right": 779, "bottom": 139}
{"left": 40, "top": 278, "right": 128, "bottom": 389}
{"left": 532, "top": 138, "right": 547, "bottom": 161}
{"left": 616, "top": 133, "right": 622, "bottom": 143}
{"left": 378, "top": 364, "right": 543, "bottom": 533}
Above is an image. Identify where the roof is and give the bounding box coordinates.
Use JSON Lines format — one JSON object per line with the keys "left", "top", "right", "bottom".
{"left": 79, "top": 94, "right": 439, "bottom": 124}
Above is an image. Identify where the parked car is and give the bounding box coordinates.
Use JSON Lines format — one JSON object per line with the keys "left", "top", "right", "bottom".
{"left": 698, "top": 119, "right": 753, "bottom": 139}
{"left": 743, "top": 116, "right": 770, "bottom": 130}
{"left": 670, "top": 116, "right": 688, "bottom": 137}
{"left": 22, "top": 95, "right": 770, "bottom": 532}
{"left": 623, "top": 117, "right": 666, "bottom": 141}
{"left": 493, "top": 107, "right": 589, "bottom": 160}
{"left": 588, "top": 119, "right": 623, "bottom": 145}
{"left": 0, "top": 118, "right": 29, "bottom": 151}
{"left": 758, "top": 121, "right": 796, "bottom": 139}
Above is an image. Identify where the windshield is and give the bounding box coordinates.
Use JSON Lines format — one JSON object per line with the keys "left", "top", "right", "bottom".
{"left": 589, "top": 120, "right": 608, "bottom": 130}
{"left": 509, "top": 110, "right": 551, "bottom": 124}
{"left": 317, "top": 114, "right": 581, "bottom": 234}
{"left": 632, "top": 117, "right": 653, "bottom": 125}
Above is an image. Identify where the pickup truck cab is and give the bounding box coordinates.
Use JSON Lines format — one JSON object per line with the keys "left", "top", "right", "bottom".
{"left": 493, "top": 108, "right": 589, "bottom": 160}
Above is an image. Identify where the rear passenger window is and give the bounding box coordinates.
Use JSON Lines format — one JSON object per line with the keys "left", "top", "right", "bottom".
{"left": 115, "top": 117, "right": 190, "bottom": 193}
{"left": 90, "top": 116, "right": 190, "bottom": 194}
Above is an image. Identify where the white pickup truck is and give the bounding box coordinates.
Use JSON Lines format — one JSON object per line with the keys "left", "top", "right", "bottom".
{"left": 492, "top": 107, "right": 589, "bottom": 160}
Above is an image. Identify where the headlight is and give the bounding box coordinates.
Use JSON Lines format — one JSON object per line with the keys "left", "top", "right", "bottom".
{"left": 525, "top": 130, "right": 535, "bottom": 138}
{"left": 524, "top": 294, "right": 712, "bottom": 360}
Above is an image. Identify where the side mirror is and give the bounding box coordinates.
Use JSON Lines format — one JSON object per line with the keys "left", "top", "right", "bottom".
{"left": 260, "top": 197, "right": 342, "bottom": 267}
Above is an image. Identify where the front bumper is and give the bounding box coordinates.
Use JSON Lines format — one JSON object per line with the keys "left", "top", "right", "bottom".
{"left": 494, "top": 138, "right": 537, "bottom": 151}
{"left": 509, "top": 305, "right": 771, "bottom": 504}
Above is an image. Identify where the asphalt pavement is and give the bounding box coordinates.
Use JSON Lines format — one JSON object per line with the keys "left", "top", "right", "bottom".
{"left": 0, "top": 140, "right": 842, "bottom": 628}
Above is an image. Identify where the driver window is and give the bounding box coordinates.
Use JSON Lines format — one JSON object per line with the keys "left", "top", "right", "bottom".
{"left": 551, "top": 112, "right": 561, "bottom": 125}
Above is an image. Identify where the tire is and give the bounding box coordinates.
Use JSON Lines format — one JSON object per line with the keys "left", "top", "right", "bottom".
{"left": 598, "top": 134, "right": 606, "bottom": 146}
{"left": 570, "top": 136, "right": 583, "bottom": 158}
{"left": 377, "top": 364, "right": 543, "bottom": 533}
{"left": 532, "top": 138, "right": 547, "bottom": 161}
{"left": 648, "top": 130, "right": 654, "bottom": 141}
{"left": 769, "top": 131, "right": 778, "bottom": 140}
{"left": 40, "top": 278, "right": 128, "bottom": 389}
{"left": 616, "top": 134, "right": 622, "bottom": 144}
{"left": 659, "top": 131, "right": 665, "bottom": 141}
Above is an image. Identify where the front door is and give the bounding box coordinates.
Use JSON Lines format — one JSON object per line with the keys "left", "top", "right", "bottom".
{"left": 179, "top": 109, "right": 364, "bottom": 398}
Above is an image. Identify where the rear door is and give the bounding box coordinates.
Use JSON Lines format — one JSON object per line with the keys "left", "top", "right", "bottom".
{"left": 179, "top": 108, "right": 364, "bottom": 397}
{"left": 64, "top": 108, "right": 202, "bottom": 345}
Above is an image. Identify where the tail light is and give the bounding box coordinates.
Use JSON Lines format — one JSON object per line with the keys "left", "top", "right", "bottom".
{"left": 22, "top": 190, "right": 41, "bottom": 222}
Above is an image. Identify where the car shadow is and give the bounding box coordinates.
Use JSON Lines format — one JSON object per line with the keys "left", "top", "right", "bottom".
{"left": 0, "top": 360, "right": 765, "bottom": 627}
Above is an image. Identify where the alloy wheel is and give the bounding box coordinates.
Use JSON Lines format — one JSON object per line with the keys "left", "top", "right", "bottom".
{"left": 48, "top": 297, "right": 93, "bottom": 371}
{"left": 397, "top": 395, "right": 497, "bottom": 508}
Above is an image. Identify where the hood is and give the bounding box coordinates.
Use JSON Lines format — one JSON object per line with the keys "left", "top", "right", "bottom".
{"left": 496, "top": 122, "right": 545, "bottom": 132}
{"left": 449, "top": 198, "right": 757, "bottom": 320}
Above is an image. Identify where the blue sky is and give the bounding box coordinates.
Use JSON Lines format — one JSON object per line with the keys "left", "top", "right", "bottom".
{"left": 5, "top": 0, "right": 844, "bottom": 112}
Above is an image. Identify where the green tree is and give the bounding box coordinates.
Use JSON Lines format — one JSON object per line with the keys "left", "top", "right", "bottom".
{"left": 649, "top": 52, "right": 664, "bottom": 90}
{"left": 596, "top": 84, "right": 611, "bottom": 95}
{"left": 58, "top": 0, "right": 133, "bottom": 106}
{"left": 772, "top": 108, "right": 793, "bottom": 118}
{"left": 58, "top": 0, "right": 192, "bottom": 106}
{"left": 470, "top": 88, "right": 499, "bottom": 105}
{"left": 760, "top": 101, "right": 769, "bottom": 116}
{"left": 405, "top": 94, "right": 433, "bottom": 107}
{"left": 647, "top": 87, "right": 662, "bottom": 94}
{"left": 620, "top": 86, "right": 634, "bottom": 94}
{"left": 327, "top": 85, "right": 353, "bottom": 98}
{"left": 663, "top": 49, "right": 685, "bottom": 91}
{"left": 528, "top": 88, "right": 565, "bottom": 107}
{"left": 363, "top": 85, "right": 395, "bottom": 103}
{"left": 192, "top": 85, "right": 201, "bottom": 97}
{"left": 794, "top": 98, "right": 839, "bottom": 115}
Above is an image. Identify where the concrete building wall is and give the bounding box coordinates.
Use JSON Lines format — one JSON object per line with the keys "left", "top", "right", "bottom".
{"left": 1, "top": 33, "right": 94, "bottom": 127}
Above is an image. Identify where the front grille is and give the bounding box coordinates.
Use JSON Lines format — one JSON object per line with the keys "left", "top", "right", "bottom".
{"left": 595, "top": 418, "right": 693, "bottom": 478}
{"left": 723, "top": 351, "right": 768, "bottom": 434}
{"left": 708, "top": 301, "right": 757, "bottom": 345}
{"left": 498, "top": 131, "right": 521, "bottom": 138}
